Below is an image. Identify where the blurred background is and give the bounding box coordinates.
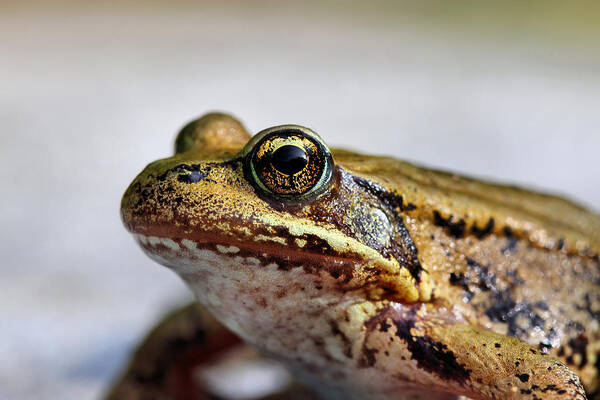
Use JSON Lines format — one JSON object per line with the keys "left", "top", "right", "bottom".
{"left": 1, "top": 1, "right": 599, "bottom": 399}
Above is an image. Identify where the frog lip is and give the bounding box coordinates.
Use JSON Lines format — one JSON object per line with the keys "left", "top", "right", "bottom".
{"left": 125, "top": 214, "right": 422, "bottom": 303}
{"left": 128, "top": 223, "right": 368, "bottom": 288}
{"left": 125, "top": 221, "right": 365, "bottom": 267}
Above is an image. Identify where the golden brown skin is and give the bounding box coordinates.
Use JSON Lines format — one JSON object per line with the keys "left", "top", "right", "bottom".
{"left": 119, "top": 113, "right": 600, "bottom": 399}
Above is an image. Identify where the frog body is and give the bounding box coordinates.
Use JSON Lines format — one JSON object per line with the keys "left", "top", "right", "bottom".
{"left": 119, "top": 113, "right": 600, "bottom": 399}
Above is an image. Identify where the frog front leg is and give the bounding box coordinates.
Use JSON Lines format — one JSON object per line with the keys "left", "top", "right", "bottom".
{"left": 361, "top": 304, "right": 588, "bottom": 400}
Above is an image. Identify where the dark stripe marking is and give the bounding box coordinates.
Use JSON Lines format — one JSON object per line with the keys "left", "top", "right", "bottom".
{"left": 351, "top": 174, "right": 424, "bottom": 282}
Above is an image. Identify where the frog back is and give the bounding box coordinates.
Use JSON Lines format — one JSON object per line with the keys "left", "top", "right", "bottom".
{"left": 334, "top": 149, "right": 600, "bottom": 393}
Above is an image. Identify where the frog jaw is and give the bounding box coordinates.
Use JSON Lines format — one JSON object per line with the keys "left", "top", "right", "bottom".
{"left": 125, "top": 213, "right": 421, "bottom": 304}
{"left": 131, "top": 230, "right": 359, "bottom": 322}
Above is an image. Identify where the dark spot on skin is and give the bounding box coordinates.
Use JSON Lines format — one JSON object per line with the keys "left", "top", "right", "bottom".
{"left": 329, "top": 320, "right": 352, "bottom": 359}
{"left": 466, "top": 258, "right": 498, "bottom": 292}
{"left": 538, "top": 384, "right": 571, "bottom": 396}
{"left": 448, "top": 272, "right": 474, "bottom": 302}
{"left": 494, "top": 343, "right": 501, "bottom": 348}
{"left": 591, "top": 356, "right": 600, "bottom": 399}
{"left": 470, "top": 218, "right": 495, "bottom": 239}
{"left": 379, "top": 321, "right": 392, "bottom": 332}
{"left": 172, "top": 195, "right": 184, "bottom": 206}
{"left": 406, "top": 203, "right": 417, "bottom": 211}
{"left": 564, "top": 334, "right": 589, "bottom": 368}
{"left": 360, "top": 346, "right": 379, "bottom": 367}
{"left": 577, "top": 292, "right": 600, "bottom": 322}
{"left": 515, "top": 373, "right": 529, "bottom": 382}
{"left": 501, "top": 226, "right": 519, "bottom": 254}
{"left": 433, "top": 211, "right": 466, "bottom": 238}
{"left": 449, "top": 272, "right": 469, "bottom": 287}
{"left": 538, "top": 327, "right": 559, "bottom": 352}
{"left": 541, "top": 384, "right": 557, "bottom": 392}
{"left": 458, "top": 258, "right": 555, "bottom": 345}
{"left": 394, "top": 320, "right": 471, "bottom": 383}
{"left": 366, "top": 306, "right": 471, "bottom": 383}
{"left": 567, "top": 321, "right": 585, "bottom": 335}
{"left": 391, "top": 217, "right": 423, "bottom": 283}
{"left": 352, "top": 175, "right": 406, "bottom": 212}
{"left": 556, "top": 238, "right": 565, "bottom": 251}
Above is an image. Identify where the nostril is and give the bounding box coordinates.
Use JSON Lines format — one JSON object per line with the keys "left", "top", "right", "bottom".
{"left": 177, "top": 170, "right": 208, "bottom": 184}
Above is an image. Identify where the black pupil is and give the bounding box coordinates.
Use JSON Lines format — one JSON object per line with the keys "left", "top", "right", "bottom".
{"left": 271, "top": 145, "right": 308, "bottom": 175}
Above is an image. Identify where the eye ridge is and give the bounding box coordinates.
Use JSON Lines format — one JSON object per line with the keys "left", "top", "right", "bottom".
{"left": 271, "top": 145, "right": 309, "bottom": 175}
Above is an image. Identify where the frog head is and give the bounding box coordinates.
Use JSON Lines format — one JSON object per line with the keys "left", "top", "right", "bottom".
{"left": 121, "top": 113, "right": 432, "bottom": 342}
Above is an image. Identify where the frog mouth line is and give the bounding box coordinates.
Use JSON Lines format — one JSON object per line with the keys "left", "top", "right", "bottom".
{"left": 133, "top": 227, "right": 363, "bottom": 274}
{"left": 127, "top": 221, "right": 411, "bottom": 297}
{"left": 124, "top": 210, "right": 385, "bottom": 264}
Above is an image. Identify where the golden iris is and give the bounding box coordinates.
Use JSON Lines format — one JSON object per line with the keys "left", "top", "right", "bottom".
{"left": 242, "top": 125, "right": 333, "bottom": 200}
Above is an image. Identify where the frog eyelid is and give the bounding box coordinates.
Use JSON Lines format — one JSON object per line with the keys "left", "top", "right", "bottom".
{"left": 240, "top": 125, "right": 326, "bottom": 158}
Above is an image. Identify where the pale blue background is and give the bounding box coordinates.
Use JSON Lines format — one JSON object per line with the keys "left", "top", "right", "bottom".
{"left": 1, "top": 1, "right": 599, "bottom": 399}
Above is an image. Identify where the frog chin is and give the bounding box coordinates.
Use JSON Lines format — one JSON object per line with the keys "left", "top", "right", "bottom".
{"left": 131, "top": 232, "right": 378, "bottom": 344}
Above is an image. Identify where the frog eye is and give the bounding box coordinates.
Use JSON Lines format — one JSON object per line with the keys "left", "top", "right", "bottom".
{"left": 242, "top": 125, "right": 334, "bottom": 201}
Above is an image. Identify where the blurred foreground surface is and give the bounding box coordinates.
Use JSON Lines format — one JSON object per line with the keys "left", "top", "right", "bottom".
{"left": 1, "top": 1, "right": 599, "bottom": 399}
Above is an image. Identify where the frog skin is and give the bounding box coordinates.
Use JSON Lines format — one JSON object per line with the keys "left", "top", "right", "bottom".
{"left": 120, "top": 113, "right": 600, "bottom": 400}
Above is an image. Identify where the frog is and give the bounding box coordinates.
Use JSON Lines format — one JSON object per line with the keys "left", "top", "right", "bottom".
{"left": 116, "top": 112, "right": 600, "bottom": 400}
